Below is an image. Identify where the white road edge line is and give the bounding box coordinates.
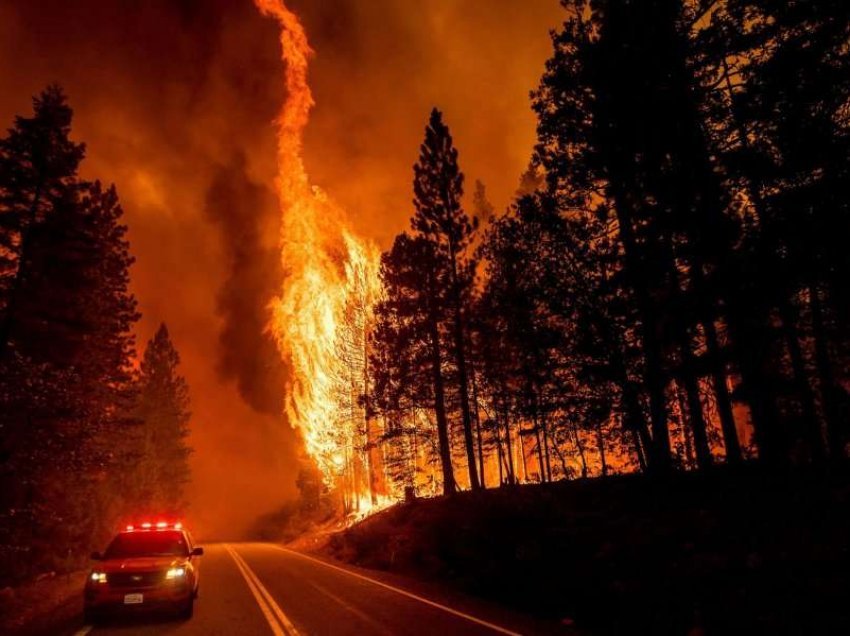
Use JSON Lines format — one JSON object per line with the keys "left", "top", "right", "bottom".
{"left": 271, "top": 545, "right": 523, "bottom": 636}
{"left": 227, "top": 544, "right": 301, "bottom": 636}
{"left": 225, "top": 544, "right": 289, "bottom": 636}
{"left": 72, "top": 626, "right": 93, "bottom": 636}
{"left": 306, "top": 578, "right": 394, "bottom": 636}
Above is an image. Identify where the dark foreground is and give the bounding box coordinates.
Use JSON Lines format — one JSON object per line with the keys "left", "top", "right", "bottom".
{"left": 9, "top": 543, "right": 569, "bottom": 635}
{"left": 328, "top": 467, "right": 850, "bottom": 635}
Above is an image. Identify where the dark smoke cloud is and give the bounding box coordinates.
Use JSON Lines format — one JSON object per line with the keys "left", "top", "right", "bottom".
{"left": 205, "top": 153, "right": 287, "bottom": 416}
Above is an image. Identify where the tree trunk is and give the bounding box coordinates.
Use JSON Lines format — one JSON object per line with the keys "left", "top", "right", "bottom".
{"left": 573, "top": 423, "right": 588, "bottom": 478}
{"left": 549, "top": 425, "right": 570, "bottom": 479}
{"left": 470, "top": 358, "right": 486, "bottom": 487}
{"left": 609, "top": 182, "right": 671, "bottom": 474}
{"left": 701, "top": 316, "right": 743, "bottom": 465}
{"left": 518, "top": 424, "right": 529, "bottom": 483}
{"left": 595, "top": 245, "right": 655, "bottom": 468}
{"left": 632, "top": 428, "right": 648, "bottom": 473}
{"left": 777, "top": 296, "right": 825, "bottom": 462}
{"left": 677, "top": 339, "right": 713, "bottom": 470}
{"left": 718, "top": 55, "right": 787, "bottom": 465}
{"left": 533, "top": 393, "right": 553, "bottom": 481}
{"left": 495, "top": 421, "right": 504, "bottom": 485}
{"left": 611, "top": 343, "right": 655, "bottom": 468}
{"left": 502, "top": 404, "right": 515, "bottom": 484}
{"left": 595, "top": 419, "right": 608, "bottom": 477}
{"left": 676, "top": 383, "right": 696, "bottom": 469}
{"left": 809, "top": 284, "right": 844, "bottom": 458}
{"left": 448, "top": 252, "right": 480, "bottom": 491}
{"left": 533, "top": 420, "right": 546, "bottom": 483}
{"left": 427, "top": 313, "right": 456, "bottom": 495}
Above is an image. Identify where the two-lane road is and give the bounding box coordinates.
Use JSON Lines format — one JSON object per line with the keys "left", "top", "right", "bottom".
{"left": 62, "top": 544, "right": 572, "bottom": 636}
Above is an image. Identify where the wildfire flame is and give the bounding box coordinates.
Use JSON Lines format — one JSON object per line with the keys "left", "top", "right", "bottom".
{"left": 253, "top": 0, "right": 385, "bottom": 503}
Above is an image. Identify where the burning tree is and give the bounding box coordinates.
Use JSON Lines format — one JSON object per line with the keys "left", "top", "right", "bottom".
{"left": 254, "top": 0, "right": 390, "bottom": 514}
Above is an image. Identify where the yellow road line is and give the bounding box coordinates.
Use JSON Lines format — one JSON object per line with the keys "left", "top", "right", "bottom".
{"left": 272, "top": 545, "right": 523, "bottom": 636}
{"left": 226, "top": 544, "right": 300, "bottom": 636}
{"left": 225, "top": 544, "right": 294, "bottom": 636}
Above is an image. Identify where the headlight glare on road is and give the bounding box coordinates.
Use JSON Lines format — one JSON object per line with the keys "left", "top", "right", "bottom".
{"left": 90, "top": 571, "right": 107, "bottom": 583}
{"left": 166, "top": 567, "right": 186, "bottom": 579}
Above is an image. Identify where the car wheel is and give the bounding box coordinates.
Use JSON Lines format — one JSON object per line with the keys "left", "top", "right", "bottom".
{"left": 179, "top": 598, "right": 194, "bottom": 620}
{"left": 83, "top": 607, "right": 102, "bottom": 625}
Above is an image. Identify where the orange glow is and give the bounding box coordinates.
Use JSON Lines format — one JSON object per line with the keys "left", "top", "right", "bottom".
{"left": 254, "top": 0, "right": 387, "bottom": 511}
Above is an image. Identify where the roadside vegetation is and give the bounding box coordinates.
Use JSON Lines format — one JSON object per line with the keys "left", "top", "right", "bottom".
{"left": 361, "top": 0, "right": 850, "bottom": 495}
{"left": 0, "top": 87, "right": 193, "bottom": 586}
{"left": 331, "top": 2, "right": 850, "bottom": 633}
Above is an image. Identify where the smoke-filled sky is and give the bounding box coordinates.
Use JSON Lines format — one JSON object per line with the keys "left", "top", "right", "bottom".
{"left": 0, "top": 0, "right": 563, "bottom": 537}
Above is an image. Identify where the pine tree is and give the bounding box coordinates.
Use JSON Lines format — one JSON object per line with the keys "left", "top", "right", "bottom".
{"left": 411, "top": 108, "right": 481, "bottom": 490}
{"left": 0, "top": 85, "right": 86, "bottom": 349}
{"left": 371, "top": 233, "right": 457, "bottom": 495}
{"left": 0, "top": 87, "right": 139, "bottom": 581}
{"left": 134, "top": 324, "right": 192, "bottom": 515}
{"left": 694, "top": 0, "right": 850, "bottom": 462}
{"left": 533, "top": 2, "right": 677, "bottom": 473}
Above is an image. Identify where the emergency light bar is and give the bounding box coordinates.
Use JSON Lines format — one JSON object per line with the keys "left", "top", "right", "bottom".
{"left": 124, "top": 521, "right": 183, "bottom": 532}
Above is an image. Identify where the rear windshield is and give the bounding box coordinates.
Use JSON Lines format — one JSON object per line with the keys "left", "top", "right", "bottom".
{"left": 104, "top": 531, "right": 188, "bottom": 559}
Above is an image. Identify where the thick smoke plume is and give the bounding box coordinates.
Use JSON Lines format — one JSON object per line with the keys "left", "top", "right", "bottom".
{"left": 204, "top": 153, "right": 287, "bottom": 416}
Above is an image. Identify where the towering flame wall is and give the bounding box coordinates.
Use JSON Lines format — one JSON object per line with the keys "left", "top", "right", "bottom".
{"left": 253, "top": 0, "right": 383, "bottom": 495}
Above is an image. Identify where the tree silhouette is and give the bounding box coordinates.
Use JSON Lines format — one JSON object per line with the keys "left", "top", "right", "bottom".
{"left": 371, "top": 233, "right": 457, "bottom": 495}
{"left": 0, "top": 87, "right": 140, "bottom": 581}
{"left": 411, "top": 108, "right": 481, "bottom": 490}
{"left": 134, "top": 324, "right": 191, "bottom": 514}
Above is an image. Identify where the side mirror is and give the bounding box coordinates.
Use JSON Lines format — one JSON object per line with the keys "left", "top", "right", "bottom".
{"left": 90, "top": 551, "right": 103, "bottom": 561}
{"left": 191, "top": 547, "right": 204, "bottom": 557}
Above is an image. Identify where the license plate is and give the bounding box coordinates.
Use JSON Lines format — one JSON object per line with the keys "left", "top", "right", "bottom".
{"left": 124, "top": 593, "right": 143, "bottom": 605}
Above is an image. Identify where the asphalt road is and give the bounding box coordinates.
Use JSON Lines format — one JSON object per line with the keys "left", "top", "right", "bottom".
{"left": 55, "top": 543, "right": 572, "bottom": 636}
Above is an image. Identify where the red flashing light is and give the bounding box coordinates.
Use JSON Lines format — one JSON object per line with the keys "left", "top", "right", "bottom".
{"left": 123, "top": 521, "right": 183, "bottom": 532}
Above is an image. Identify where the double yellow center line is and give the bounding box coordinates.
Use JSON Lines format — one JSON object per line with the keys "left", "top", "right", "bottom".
{"left": 225, "top": 544, "right": 300, "bottom": 636}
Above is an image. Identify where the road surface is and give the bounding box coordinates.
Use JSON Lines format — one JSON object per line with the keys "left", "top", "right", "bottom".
{"left": 50, "top": 543, "right": 571, "bottom": 636}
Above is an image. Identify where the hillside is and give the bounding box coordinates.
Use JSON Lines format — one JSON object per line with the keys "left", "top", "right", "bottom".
{"left": 326, "top": 467, "right": 850, "bottom": 635}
